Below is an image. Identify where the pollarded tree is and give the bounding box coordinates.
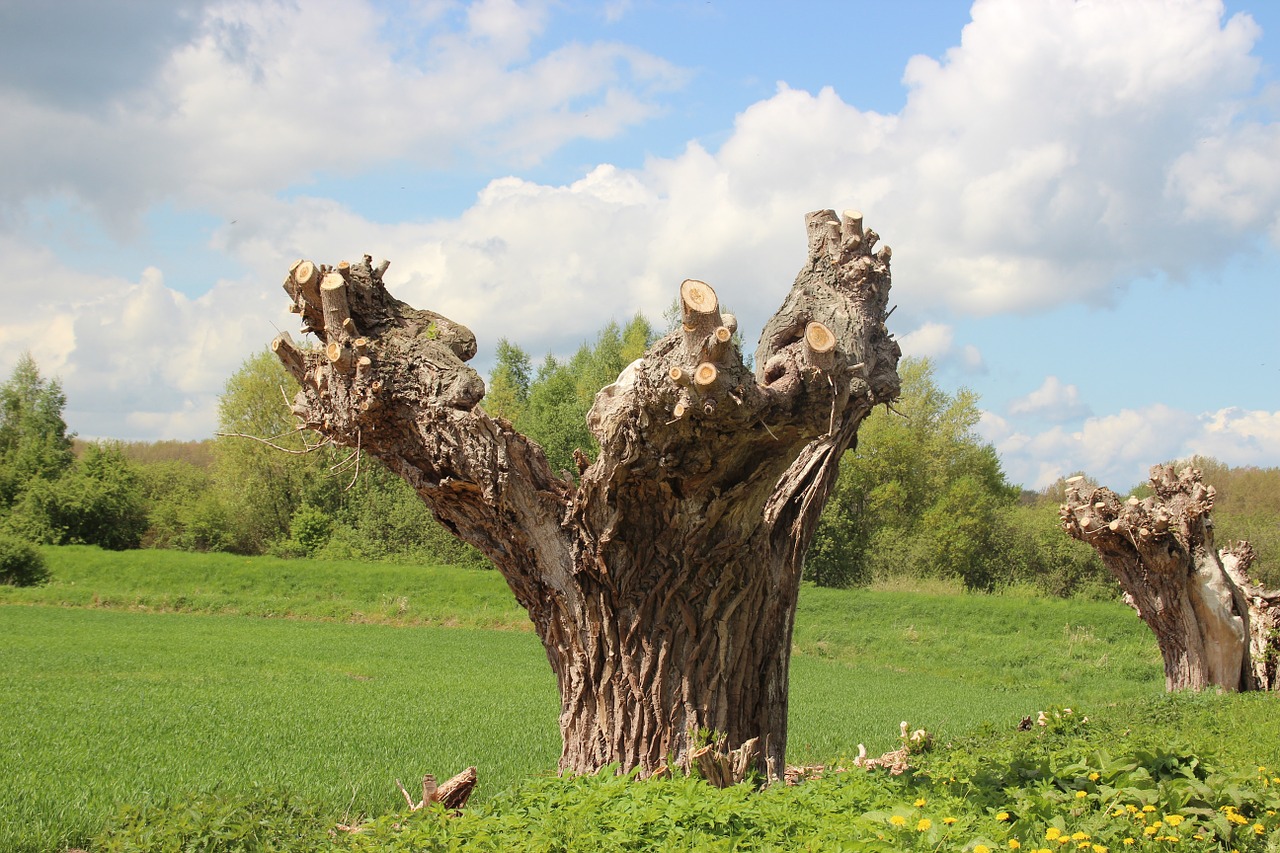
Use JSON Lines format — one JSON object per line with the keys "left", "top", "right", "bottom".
{"left": 1061, "top": 464, "right": 1279, "bottom": 692}
{"left": 269, "top": 209, "right": 901, "bottom": 778}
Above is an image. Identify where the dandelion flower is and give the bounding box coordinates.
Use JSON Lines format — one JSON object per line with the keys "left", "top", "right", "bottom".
{"left": 1165, "top": 815, "right": 1184, "bottom": 827}
{"left": 975, "top": 846, "right": 992, "bottom": 853}
{"left": 1046, "top": 828, "right": 1062, "bottom": 841}
{"left": 997, "top": 811, "right": 1010, "bottom": 821}
{"left": 1143, "top": 826, "right": 1158, "bottom": 837}
{"left": 1142, "top": 805, "right": 1156, "bottom": 813}
{"left": 1088, "top": 772, "right": 1100, "bottom": 781}
{"left": 1009, "top": 841, "right": 1020, "bottom": 850}
{"left": 1072, "top": 832, "right": 1090, "bottom": 841}
{"left": 915, "top": 797, "right": 927, "bottom": 807}
{"left": 1255, "top": 824, "right": 1265, "bottom": 835}
{"left": 1076, "top": 790, "right": 1088, "bottom": 799}
{"left": 918, "top": 818, "right": 932, "bottom": 832}
{"left": 1122, "top": 839, "right": 1134, "bottom": 846}
{"left": 944, "top": 817, "right": 958, "bottom": 825}
{"left": 890, "top": 815, "right": 907, "bottom": 827}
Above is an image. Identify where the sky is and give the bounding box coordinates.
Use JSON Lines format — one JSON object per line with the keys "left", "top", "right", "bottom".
{"left": 1, "top": 0, "right": 1278, "bottom": 492}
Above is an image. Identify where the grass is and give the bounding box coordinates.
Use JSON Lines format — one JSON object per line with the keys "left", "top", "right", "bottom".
{"left": 0, "top": 545, "right": 530, "bottom": 628}
{"left": 0, "top": 606, "right": 560, "bottom": 852}
{"left": 3, "top": 546, "right": 1274, "bottom": 852}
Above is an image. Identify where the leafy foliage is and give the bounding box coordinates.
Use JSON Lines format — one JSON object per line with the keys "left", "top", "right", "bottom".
{"left": 0, "top": 352, "right": 74, "bottom": 510}
{"left": 0, "top": 532, "right": 47, "bottom": 586}
{"left": 507, "top": 315, "right": 654, "bottom": 475}
{"left": 807, "top": 358, "right": 1113, "bottom": 596}
{"left": 5, "top": 442, "right": 148, "bottom": 549}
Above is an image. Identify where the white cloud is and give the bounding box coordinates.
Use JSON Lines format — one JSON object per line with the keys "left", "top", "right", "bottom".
{"left": 1008, "top": 376, "right": 1091, "bottom": 421}
{"left": 0, "top": 0, "right": 685, "bottom": 228}
{"left": 3, "top": 0, "right": 1279, "bottom": 447}
{"left": 0, "top": 237, "right": 292, "bottom": 441}
{"left": 899, "top": 323, "right": 954, "bottom": 360}
{"left": 981, "top": 403, "right": 1280, "bottom": 491}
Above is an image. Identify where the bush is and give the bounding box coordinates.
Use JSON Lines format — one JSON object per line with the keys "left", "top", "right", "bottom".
{"left": 0, "top": 534, "right": 48, "bottom": 586}
{"left": 4, "top": 443, "right": 148, "bottom": 550}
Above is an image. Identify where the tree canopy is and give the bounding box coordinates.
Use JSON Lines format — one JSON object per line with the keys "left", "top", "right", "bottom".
{"left": 0, "top": 353, "right": 74, "bottom": 509}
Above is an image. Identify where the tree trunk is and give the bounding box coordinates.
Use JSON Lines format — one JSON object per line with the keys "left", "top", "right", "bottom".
{"left": 271, "top": 209, "right": 902, "bottom": 779}
{"left": 1061, "top": 465, "right": 1279, "bottom": 692}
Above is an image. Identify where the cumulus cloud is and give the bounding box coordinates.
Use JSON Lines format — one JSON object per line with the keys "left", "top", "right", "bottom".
{"left": 3, "top": 0, "right": 1279, "bottom": 458}
{"left": 0, "top": 0, "right": 685, "bottom": 228}
{"left": 0, "top": 236, "right": 292, "bottom": 440}
{"left": 980, "top": 403, "right": 1280, "bottom": 491}
{"left": 1007, "top": 376, "right": 1091, "bottom": 421}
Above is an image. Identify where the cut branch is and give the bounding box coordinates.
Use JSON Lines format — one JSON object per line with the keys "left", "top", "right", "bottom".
{"left": 320, "top": 272, "right": 353, "bottom": 340}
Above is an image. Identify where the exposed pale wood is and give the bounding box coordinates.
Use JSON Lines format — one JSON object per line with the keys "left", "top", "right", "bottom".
{"left": 693, "top": 362, "right": 718, "bottom": 388}
{"left": 320, "top": 273, "right": 352, "bottom": 339}
{"left": 325, "top": 341, "right": 353, "bottom": 373}
{"left": 270, "top": 331, "right": 306, "bottom": 377}
{"left": 680, "top": 278, "right": 718, "bottom": 322}
{"left": 434, "top": 766, "right": 477, "bottom": 810}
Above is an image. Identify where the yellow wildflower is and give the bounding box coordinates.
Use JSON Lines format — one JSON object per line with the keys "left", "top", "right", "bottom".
{"left": 997, "top": 811, "right": 1011, "bottom": 821}
{"left": 975, "top": 845, "right": 992, "bottom": 853}
{"left": 1164, "top": 815, "right": 1184, "bottom": 827}
{"left": 1071, "top": 832, "right": 1090, "bottom": 841}
{"left": 944, "top": 817, "right": 958, "bottom": 825}
{"left": 1076, "top": 844, "right": 1091, "bottom": 850}
{"left": 1227, "top": 812, "right": 1248, "bottom": 825}
{"left": 1009, "top": 841, "right": 1021, "bottom": 850}
{"left": 890, "top": 815, "right": 907, "bottom": 827}
{"left": 1046, "top": 828, "right": 1062, "bottom": 840}
{"left": 918, "top": 818, "right": 932, "bottom": 832}
{"left": 1112, "top": 808, "right": 1126, "bottom": 817}
{"left": 1254, "top": 824, "right": 1265, "bottom": 835}
{"left": 1094, "top": 847, "right": 1108, "bottom": 853}
{"left": 1143, "top": 826, "right": 1158, "bottom": 837}
{"left": 1088, "top": 772, "right": 1100, "bottom": 781}
{"left": 1075, "top": 791, "right": 1087, "bottom": 799}
{"left": 915, "top": 797, "right": 927, "bottom": 807}
{"left": 1122, "top": 839, "right": 1134, "bottom": 846}
{"left": 1142, "top": 805, "right": 1156, "bottom": 813}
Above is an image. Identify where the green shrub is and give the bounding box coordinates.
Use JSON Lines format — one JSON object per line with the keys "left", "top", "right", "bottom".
{"left": 0, "top": 533, "right": 48, "bottom": 585}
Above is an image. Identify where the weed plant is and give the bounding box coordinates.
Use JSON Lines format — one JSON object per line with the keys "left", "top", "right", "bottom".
{"left": 93, "top": 701, "right": 1280, "bottom": 851}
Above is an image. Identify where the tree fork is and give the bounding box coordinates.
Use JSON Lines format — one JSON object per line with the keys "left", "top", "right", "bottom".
{"left": 270, "top": 210, "right": 902, "bottom": 779}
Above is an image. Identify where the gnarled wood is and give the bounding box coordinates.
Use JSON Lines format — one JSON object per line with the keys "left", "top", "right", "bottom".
{"left": 271, "top": 209, "right": 901, "bottom": 778}
{"left": 1061, "top": 464, "right": 1280, "bottom": 691}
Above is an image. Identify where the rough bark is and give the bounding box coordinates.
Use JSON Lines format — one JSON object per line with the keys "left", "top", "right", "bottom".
{"left": 1061, "top": 464, "right": 1280, "bottom": 691}
{"left": 271, "top": 209, "right": 901, "bottom": 779}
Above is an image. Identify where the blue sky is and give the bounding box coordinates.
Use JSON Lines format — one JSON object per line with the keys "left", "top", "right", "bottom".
{"left": 1, "top": 0, "right": 1277, "bottom": 491}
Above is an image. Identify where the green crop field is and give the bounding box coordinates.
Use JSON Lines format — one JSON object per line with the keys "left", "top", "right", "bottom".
{"left": 2, "top": 547, "right": 1277, "bottom": 852}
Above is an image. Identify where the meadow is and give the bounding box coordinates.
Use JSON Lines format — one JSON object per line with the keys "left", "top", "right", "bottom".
{"left": 2, "top": 548, "right": 1277, "bottom": 852}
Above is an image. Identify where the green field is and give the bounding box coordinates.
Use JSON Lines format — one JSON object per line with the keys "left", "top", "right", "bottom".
{"left": 2, "top": 547, "right": 1277, "bottom": 852}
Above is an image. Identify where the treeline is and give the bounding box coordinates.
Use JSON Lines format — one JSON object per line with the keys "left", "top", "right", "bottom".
{"left": 2, "top": 323, "right": 1277, "bottom": 594}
